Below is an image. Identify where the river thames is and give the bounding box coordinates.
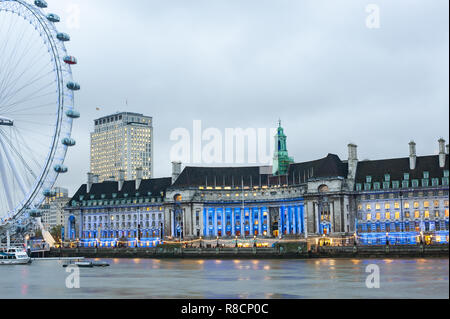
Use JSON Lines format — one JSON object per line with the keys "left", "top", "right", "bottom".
{"left": 0, "top": 258, "right": 448, "bottom": 299}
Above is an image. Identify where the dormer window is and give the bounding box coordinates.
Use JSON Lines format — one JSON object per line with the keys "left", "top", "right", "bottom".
{"left": 444, "top": 170, "right": 449, "bottom": 177}
{"left": 384, "top": 174, "right": 391, "bottom": 182}
{"left": 423, "top": 171, "right": 429, "bottom": 179}
{"left": 356, "top": 183, "right": 362, "bottom": 191}
{"left": 412, "top": 179, "right": 419, "bottom": 188}
{"left": 374, "top": 182, "right": 380, "bottom": 190}
{"left": 432, "top": 178, "right": 439, "bottom": 187}
{"left": 366, "top": 176, "right": 372, "bottom": 183}
{"left": 404, "top": 173, "right": 410, "bottom": 180}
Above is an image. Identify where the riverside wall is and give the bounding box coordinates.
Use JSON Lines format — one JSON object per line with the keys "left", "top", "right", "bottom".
{"left": 46, "top": 244, "right": 449, "bottom": 259}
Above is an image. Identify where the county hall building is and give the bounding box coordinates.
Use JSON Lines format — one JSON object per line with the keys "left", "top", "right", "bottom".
{"left": 65, "top": 124, "right": 449, "bottom": 246}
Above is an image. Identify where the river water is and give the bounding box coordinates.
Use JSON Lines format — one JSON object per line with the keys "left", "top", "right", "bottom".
{"left": 0, "top": 258, "right": 448, "bottom": 299}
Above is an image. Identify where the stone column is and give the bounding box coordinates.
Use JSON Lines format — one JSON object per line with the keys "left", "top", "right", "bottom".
{"left": 231, "top": 208, "right": 235, "bottom": 236}
{"left": 170, "top": 210, "right": 174, "bottom": 237}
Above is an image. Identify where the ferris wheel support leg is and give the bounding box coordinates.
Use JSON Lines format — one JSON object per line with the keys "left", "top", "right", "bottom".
{"left": 0, "top": 144, "right": 14, "bottom": 211}
{"left": 0, "top": 135, "right": 28, "bottom": 198}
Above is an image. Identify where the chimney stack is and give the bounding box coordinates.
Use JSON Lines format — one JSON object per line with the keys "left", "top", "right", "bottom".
{"left": 409, "top": 141, "right": 417, "bottom": 170}
{"left": 136, "top": 167, "right": 143, "bottom": 190}
{"left": 438, "top": 138, "right": 446, "bottom": 168}
{"left": 172, "top": 161, "right": 182, "bottom": 184}
{"left": 87, "top": 173, "right": 93, "bottom": 193}
{"left": 118, "top": 169, "right": 125, "bottom": 192}
{"left": 347, "top": 143, "right": 358, "bottom": 181}
{"left": 92, "top": 174, "right": 99, "bottom": 184}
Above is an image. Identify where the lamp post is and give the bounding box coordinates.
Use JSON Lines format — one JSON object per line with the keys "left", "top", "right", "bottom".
{"left": 235, "top": 236, "right": 238, "bottom": 248}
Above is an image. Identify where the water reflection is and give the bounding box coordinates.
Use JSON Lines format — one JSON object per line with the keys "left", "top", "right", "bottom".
{"left": 0, "top": 258, "right": 447, "bottom": 299}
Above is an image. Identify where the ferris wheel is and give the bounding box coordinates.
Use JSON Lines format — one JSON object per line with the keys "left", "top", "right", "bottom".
{"left": 0, "top": 0, "right": 80, "bottom": 227}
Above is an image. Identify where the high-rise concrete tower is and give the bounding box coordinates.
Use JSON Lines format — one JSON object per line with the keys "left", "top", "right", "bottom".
{"left": 90, "top": 112, "right": 153, "bottom": 182}
{"left": 272, "top": 121, "right": 294, "bottom": 176}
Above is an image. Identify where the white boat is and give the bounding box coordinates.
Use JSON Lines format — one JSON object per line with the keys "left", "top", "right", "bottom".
{"left": 0, "top": 246, "right": 32, "bottom": 265}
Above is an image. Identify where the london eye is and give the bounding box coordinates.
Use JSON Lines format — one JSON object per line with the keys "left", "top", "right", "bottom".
{"left": 0, "top": 0, "right": 80, "bottom": 240}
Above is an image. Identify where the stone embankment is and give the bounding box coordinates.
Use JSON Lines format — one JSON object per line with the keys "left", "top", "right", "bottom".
{"left": 46, "top": 244, "right": 449, "bottom": 259}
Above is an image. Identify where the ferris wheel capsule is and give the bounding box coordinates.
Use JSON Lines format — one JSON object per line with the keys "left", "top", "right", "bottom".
{"left": 63, "top": 56, "right": 77, "bottom": 65}
{"left": 57, "top": 33, "right": 70, "bottom": 42}
{"left": 34, "top": 0, "right": 47, "bottom": 8}
{"left": 54, "top": 165, "right": 68, "bottom": 174}
{"left": 46, "top": 13, "right": 60, "bottom": 23}
{"left": 67, "top": 81, "right": 80, "bottom": 91}
{"left": 66, "top": 110, "right": 80, "bottom": 119}
{"left": 43, "top": 189, "right": 57, "bottom": 197}
{"left": 62, "top": 137, "right": 76, "bottom": 147}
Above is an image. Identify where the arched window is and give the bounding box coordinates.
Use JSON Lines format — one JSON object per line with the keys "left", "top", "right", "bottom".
{"left": 318, "top": 185, "right": 329, "bottom": 193}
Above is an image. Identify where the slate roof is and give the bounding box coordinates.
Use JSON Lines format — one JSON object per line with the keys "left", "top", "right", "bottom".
{"left": 171, "top": 154, "right": 349, "bottom": 188}
{"left": 287, "top": 154, "right": 349, "bottom": 184}
{"left": 355, "top": 155, "right": 449, "bottom": 183}
{"left": 68, "top": 177, "right": 172, "bottom": 205}
{"left": 171, "top": 166, "right": 271, "bottom": 188}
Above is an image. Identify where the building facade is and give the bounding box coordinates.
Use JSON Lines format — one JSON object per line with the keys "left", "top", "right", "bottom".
{"left": 66, "top": 123, "right": 449, "bottom": 246}
{"left": 90, "top": 112, "right": 153, "bottom": 182}
{"left": 65, "top": 173, "right": 170, "bottom": 247}
{"left": 40, "top": 187, "right": 69, "bottom": 230}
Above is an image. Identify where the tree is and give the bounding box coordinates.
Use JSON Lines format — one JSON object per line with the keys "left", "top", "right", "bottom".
{"left": 50, "top": 225, "right": 63, "bottom": 241}
{"left": 34, "top": 228, "right": 43, "bottom": 239}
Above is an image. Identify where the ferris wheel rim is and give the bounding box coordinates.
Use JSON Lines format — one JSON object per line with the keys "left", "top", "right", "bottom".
{"left": 0, "top": 0, "right": 76, "bottom": 222}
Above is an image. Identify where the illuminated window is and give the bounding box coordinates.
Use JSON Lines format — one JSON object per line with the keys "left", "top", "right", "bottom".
{"left": 404, "top": 202, "right": 410, "bottom": 209}
{"left": 424, "top": 211, "right": 430, "bottom": 219}
{"left": 444, "top": 200, "right": 449, "bottom": 207}
{"left": 414, "top": 211, "right": 420, "bottom": 219}
{"left": 395, "top": 212, "right": 400, "bottom": 220}
{"left": 385, "top": 203, "right": 390, "bottom": 210}
{"left": 366, "top": 214, "right": 371, "bottom": 221}
{"left": 394, "top": 202, "right": 400, "bottom": 209}
{"left": 375, "top": 203, "right": 381, "bottom": 210}
{"left": 366, "top": 204, "right": 371, "bottom": 210}
{"left": 424, "top": 201, "right": 429, "bottom": 208}
{"left": 376, "top": 213, "right": 381, "bottom": 220}
{"left": 385, "top": 212, "right": 390, "bottom": 220}
{"left": 358, "top": 204, "right": 363, "bottom": 211}
{"left": 445, "top": 209, "right": 449, "bottom": 218}
{"left": 414, "top": 202, "right": 419, "bottom": 208}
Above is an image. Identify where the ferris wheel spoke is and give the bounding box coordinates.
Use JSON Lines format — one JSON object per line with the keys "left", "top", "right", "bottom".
{"left": 0, "top": 15, "right": 29, "bottom": 98}
{"left": 0, "top": 70, "right": 56, "bottom": 112}
{"left": 1, "top": 102, "right": 55, "bottom": 116}
{"left": 13, "top": 127, "right": 44, "bottom": 171}
{"left": 0, "top": 88, "right": 56, "bottom": 113}
{"left": 0, "top": 131, "right": 28, "bottom": 197}
{"left": 0, "top": 146, "right": 14, "bottom": 212}
{"left": 0, "top": 129, "right": 39, "bottom": 180}
{"left": 0, "top": 58, "right": 53, "bottom": 106}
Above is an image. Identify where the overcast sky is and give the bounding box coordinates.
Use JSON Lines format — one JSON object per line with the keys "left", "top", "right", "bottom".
{"left": 45, "top": 0, "right": 449, "bottom": 195}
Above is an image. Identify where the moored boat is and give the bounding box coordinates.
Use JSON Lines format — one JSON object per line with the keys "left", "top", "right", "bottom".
{"left": 0, "top": 246, "right": 32, "bottom": 265}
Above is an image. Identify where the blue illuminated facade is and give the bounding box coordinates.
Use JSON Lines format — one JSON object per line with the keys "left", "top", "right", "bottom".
{"left": 201, "top": 201, "right": 304, "bottom": 238}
